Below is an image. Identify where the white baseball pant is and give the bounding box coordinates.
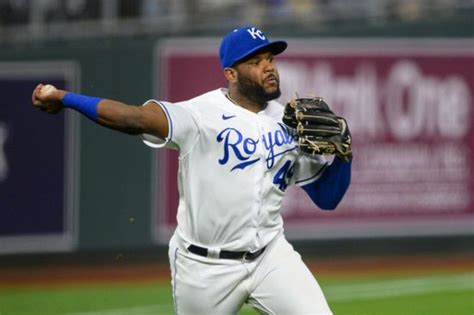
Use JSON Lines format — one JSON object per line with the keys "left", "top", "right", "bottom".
{"left": 168, "top": 232, "right": 333, "bottom": 315}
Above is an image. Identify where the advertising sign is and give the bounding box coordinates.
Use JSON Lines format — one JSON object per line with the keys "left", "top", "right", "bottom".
{"left": 152, "top": 39, "right": 474, "bottom": 242}
{"left": 0, "top": 62, "right": 79, "bottom": 253}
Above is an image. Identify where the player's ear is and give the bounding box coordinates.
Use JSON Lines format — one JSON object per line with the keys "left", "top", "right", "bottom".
{"left": 223, "top": 68, "right": 238, "bottom": 83}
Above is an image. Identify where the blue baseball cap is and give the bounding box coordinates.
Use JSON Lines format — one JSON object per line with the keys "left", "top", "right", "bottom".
{"left": 219, "top": 26, "right": 287, "bottom": 69}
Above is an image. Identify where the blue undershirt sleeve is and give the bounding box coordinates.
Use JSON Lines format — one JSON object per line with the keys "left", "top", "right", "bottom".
{"left": 301, "top": 156, "right": 351, "bottom": 210}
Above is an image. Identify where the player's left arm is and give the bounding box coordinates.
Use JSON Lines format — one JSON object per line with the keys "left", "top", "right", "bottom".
{"left": 283, "top": 97, "right": 352, "bottom": 210}
{"left": 300, "top": 155, "right": 351, "bottom": 210}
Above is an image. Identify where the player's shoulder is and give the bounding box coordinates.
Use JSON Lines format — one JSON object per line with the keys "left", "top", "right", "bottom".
{"left": 156, "top": 89, "right": 221, "bottom": 118}
{"left": 181, "top": 88, "right": 224, "bottom": 105}
{"left": 171, "top": 88, "right": 225, "bottom": 113}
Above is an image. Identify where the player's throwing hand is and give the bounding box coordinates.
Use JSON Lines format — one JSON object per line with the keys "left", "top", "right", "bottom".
{"left": 32, "top": 84, "right": 65, "bottom": 114}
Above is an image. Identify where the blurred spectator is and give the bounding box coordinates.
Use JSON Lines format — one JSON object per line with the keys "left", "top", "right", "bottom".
{"left": 0, "top": 0, "right": 471, "bottom": 40}
{"left": 64, "top": 0, "right": 99, "bottom": 20}
{"left": 386, "top": 0, "right": 422, "bottom": 22}
{"left": 288, "top": 0, "right": 320, "bottom": 26}
{"left": 140, "top": 0, "right": 175, "bottom": 18}
{"left": 0, "top": 0, "right": 29, "bottom": 25}
{"left": 43, "top": 0, "right": 66, "bottom": 22}
{"left": 120, "top": 0, "right": 141, "bottom": 18}
{"left": 266, "top": 0, "right": 288, "bottom": 19}
{"left": 140, "top": 0, "right": 159, "bottom": 18}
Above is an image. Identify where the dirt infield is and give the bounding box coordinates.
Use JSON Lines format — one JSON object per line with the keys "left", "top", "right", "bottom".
{"left": 1, "top": 253, "right": 472, "bottom": 289}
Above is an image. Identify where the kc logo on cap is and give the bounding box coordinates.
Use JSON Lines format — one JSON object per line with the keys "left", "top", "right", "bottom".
{"left": 219, "top": 26, "right": 287, "bottom": 69}
{"left": 246, "top": 27, "right": 266, "bottom": 40}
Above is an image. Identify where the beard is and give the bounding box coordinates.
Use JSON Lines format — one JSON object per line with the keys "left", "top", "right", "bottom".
{"left": 236, "top": 72, "right": 281, "bottom": 105}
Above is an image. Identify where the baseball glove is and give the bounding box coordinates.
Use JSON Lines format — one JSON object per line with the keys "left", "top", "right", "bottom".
{"left": 282, "top": 97, "right": 352, "bottom": 162}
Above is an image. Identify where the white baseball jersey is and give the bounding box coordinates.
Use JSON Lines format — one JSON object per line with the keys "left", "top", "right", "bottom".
{"left": 142, "top": 88, "right": 329, "bottom": 252}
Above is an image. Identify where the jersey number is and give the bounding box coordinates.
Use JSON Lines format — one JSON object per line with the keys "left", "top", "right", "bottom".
{"left": 273, "top": 160, "right": 294, "bottom": 191}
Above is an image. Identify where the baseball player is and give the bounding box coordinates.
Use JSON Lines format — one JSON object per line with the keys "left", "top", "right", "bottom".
{"left": 32, "top": 26, "right": 351, "bottom": 315}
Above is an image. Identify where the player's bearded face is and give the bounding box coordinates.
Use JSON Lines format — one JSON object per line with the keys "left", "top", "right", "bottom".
{"left": 236, "top": 68, "right": 281, "bottom": 105}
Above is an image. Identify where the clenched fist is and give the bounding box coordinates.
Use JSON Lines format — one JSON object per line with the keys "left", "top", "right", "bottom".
{"left": 32, "top": 84, "right": 66, "bottom": 114}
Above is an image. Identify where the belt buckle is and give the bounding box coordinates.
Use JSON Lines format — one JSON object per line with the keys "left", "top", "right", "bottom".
{"left": 242, "top": 251, "right": 251, "bottom": 260}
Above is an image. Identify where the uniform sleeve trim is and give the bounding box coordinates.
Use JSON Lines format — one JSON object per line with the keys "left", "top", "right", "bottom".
{"left": 295, "top": 161, "right": 329, "bottom": 186}
{"left": 141, "top": 100, "right": 174, "bottom": 149}
{"left": 160, "top": 101, "right": 174, "bottom": 141}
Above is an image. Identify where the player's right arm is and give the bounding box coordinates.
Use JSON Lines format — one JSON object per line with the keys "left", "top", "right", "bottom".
{"left": 31, "top": 84, "right": 168, "bottom": 139}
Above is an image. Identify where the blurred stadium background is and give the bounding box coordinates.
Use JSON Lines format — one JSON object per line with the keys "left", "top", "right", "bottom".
{"left": 0, "top": 0, "right": 473, "bottom": 314}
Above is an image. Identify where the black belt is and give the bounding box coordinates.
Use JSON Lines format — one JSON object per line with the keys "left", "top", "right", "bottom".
{"left": 187, "top": 244, "right": 266, "bottom": 260}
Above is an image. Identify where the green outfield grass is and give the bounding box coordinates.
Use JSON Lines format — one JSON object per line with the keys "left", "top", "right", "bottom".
{"left": 0, "top": 271, "right": 472, "bottom": 315}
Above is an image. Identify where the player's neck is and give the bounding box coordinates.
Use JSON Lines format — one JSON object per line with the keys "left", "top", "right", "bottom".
{"left": 226, "top": 91, "right": 266, "bottom": 113}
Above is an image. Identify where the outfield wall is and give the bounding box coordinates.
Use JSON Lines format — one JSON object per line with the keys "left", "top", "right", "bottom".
{"left": 0, "top": 39, "right": 156, "bottom": 253}
{"left": 0, "top": 23, "right": 473, "bottom": 254}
